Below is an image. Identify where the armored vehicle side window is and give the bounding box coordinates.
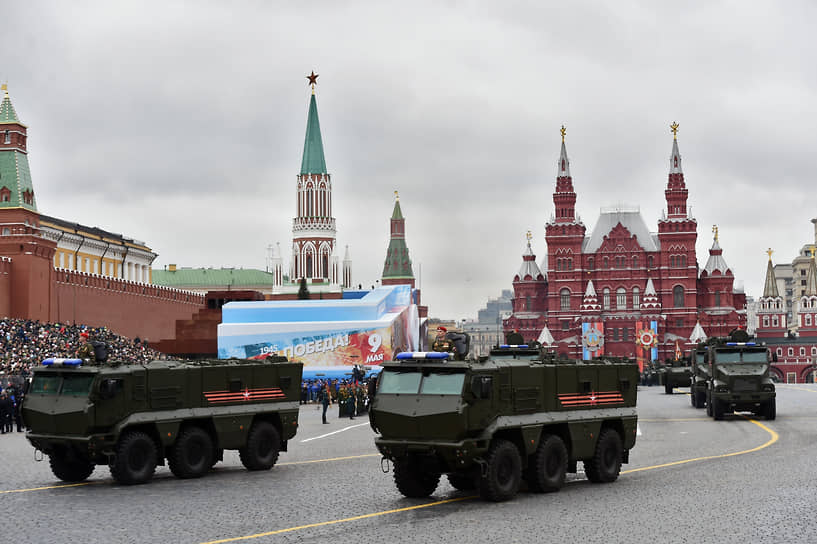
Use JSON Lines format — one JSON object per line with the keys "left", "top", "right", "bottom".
{"left": 62, "top": 375, "right": 95, "bottom": 396}
{"left": 379, "top": 371, "right": 422, "bottom": 394}
{"left": 742, "top": 352, "right": 768, "bottom": 363}
{"left": 30, "top": 375, "right": 61, "bottom": 394}
{"left": 420, "top": 372, "right": 465, "bottom": 395}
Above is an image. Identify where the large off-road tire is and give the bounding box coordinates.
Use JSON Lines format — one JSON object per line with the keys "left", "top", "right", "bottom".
{"left": 525, "top": 434, "right": 568, "bottom": 493}
{"left": 447, "top": 473, "right": 476, "bottom": 491}
{"left": 765, "top": 399, "right": 777, "bottom": 420}
{"left": 479, "top": 439, "right": 522, "bottom": 502}
{"left": 584, "top": 428, "right": 623, "bottom": 483}
{"left": 697, "top": 391, "right": 707, "bottom": 409}
{"left": 665, "top": 383, "right": 673, "bottom": 395}
{"left": 393, "top": 456, "right": 440, "bottom": 498}
{"left": 713, "top": 398, "right": 725, "bottom": 420}
{"left": 110, "top": 431, "right": 158, "bottom": 485}
{"left": 239, "top": 421, "right": 281, "bottom": 471}
{"left": 49, "top": 450, "right": 95, "bottom": 482}
{"left": 168, "top": 426, "right": 214, "bottom": 479}
{"left": 706, "top": 392, "right": 713, "bottom": 417}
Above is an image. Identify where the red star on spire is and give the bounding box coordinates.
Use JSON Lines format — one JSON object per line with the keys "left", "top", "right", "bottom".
{"left": 306, "top": 71, "right": 319, "bottom": 86}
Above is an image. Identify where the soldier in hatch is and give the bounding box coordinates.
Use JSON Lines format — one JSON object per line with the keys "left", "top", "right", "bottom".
{"left": 76, "top": 331, "right": 96, "bottom": 362}
{"left": 431, "top": 327, "right": 458, "bottom": 355}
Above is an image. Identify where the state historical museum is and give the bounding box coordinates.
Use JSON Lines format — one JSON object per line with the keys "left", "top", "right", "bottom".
{"left": 504, "top": 125, "right": 746, "bottom": 365}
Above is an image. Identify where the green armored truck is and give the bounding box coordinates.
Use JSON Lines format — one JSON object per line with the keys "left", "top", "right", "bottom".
{"left": 369, "top": 346, "right": 638, "bottom": 502}
{"left": 689, "top": 344, "right": 709, "bottom": 408}
{"left": 702, "top": 330, "right": 776, "bottom": 420}
{"left": 658, "top": 359, "right": 693, "bottom": 394}
{"left": 22, "top": 356, "right": 302, "bottom": 485}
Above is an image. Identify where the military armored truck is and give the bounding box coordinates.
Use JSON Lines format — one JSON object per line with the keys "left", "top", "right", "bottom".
{"left": 369, "top": 346, "right": 638, "bottom": 502}
{"left": 658, "top": 359, "right": 693, "bottom": 394}
{"left": 702, "top": 331, "right": 776, "bottom": 420}
{"left": 23, "top": 356, "right": 302, "bottom": 485}
{"left": 689, "top": 344, "right": 709, "bottom": 408}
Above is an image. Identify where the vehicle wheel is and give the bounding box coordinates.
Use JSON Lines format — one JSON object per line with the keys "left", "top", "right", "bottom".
{"left": 697, "top": 391, "right": 707, "bottom": 409}
{"left": 706, "top": 392, "right": 713, "bottom": 417}
{"left": 447, "top": 473, "right": 476, "bottom": 491}
{"left": 393, "top": 456, "right": 440, "bottom": 498}
{"left": 665, "top": 383, "right": 673, "bottom": 395}
{"left": 584, "top": 428, "right": 622, "bottom": 483}
{"left": 49, "top": 449, "right": 95, "bottom": 482}
{"left": 239, "top": 421, "right": 281, "bottom": 471}
{"left": 526, "top": 434, "right": 568, "bottom": 493}
{"left": 766, "top": 399, "right": 776, "bottom": 420}
{"left": 713, "top": 398, "right": 724, "bottom": 420}
{"left": 690, "top": 390, "right": 697, "bottom": 407}
{"left": 110, "top": 431, "right": 158, "bottom": 485}
{"left": 168, "top": 427, "right": 214, "bottom": 479}
{"left": 479, "top": 439, "right": 522, "bottom": 501}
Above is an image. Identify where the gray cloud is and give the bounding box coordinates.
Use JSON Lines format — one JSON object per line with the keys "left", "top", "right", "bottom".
{"left": 4, "top": 1, "right": 816, "bottom": 319}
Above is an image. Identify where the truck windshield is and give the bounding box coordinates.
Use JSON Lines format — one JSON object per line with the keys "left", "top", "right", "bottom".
{"left": 30, "top": 375, "right": 61, "bottom": 394}
{"left": 379, "top": 371, "right": 422, "bottom": 394}
{"left": 420, "top": 372, "right": 465, "bottom": 395}
{"left": 379, "top": 369, "right": 465, "bottom": 395}
{"left": 742, "top": 352, "right": 768, "bottom": 363}
{"left": 62, "top": 375, "right": 95, "bottom": 396}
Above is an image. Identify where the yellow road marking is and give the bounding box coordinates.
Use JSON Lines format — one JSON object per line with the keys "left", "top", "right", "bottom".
{"left": 0, "top": 481, "right": 101, "bottom": 494}
{"left": 200, "top": 418, "right": 779, "bottom": 543}
{"left": 199, "top": 496, "right": 475, "bottom": 544}
{"left": 623, "top": 418, "right": 778, "bottom": 474}
{"left": 278, "top": 453, "right": 379, "bottom": 466}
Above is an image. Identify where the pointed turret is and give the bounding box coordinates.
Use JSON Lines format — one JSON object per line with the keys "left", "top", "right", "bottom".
{"left": 640, "top": 278, "right": 661, "bottom": 310}
{"left": 0, "top": 85, "right": 37, "bottom": 211}
{"left": 552, "top": 125, "right": 577, "bottom": 224}
{"left": 381, "top": 192, "right": 414, "bottom": 286}
{"left": 703, "top": 228, "right": 731, "bottom": 275}
{"left": 664, "top": 122, "right": 688, "bottom": 219}
{"left": 342, "top": 245, "right": 353, "bottom": 289}
{"left": 805, "top": 250, "right": 817, "bottom": 296}
{"left": 514, "top": 236, "right": 544, "bottom": 281}
{"left": 689, "top": 321, "right": 707, "bottom": 343}
{"left": 300, "top": 93, "right": 327, "bottom": 175}
{"left": 763, "top": 252, "right": 779, "bottom": 298}
{"left": 580, "top": 280, "right": 601, "bottom": 312}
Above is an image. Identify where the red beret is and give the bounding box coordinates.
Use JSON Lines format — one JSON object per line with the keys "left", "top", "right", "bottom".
{"left": 80, "top": 332, "right": 89, "bottom": 339}
{"left": 437, "top": 326, "right": 447, "bottom": 332}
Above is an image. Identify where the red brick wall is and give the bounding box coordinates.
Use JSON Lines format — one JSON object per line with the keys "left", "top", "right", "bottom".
{"left": 54, "top": 269, "right": 205, "bottom": 341}
{"left": 0, "top": 256, "right": 11, "bottom": 317}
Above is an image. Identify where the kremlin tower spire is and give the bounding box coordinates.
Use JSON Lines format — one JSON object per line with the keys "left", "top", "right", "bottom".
{"left": 796, "top": 246, "right": 817, "bottom": 335}
{"left": 665, "top": 122, "right": 688, "bottom": 219}
{"left": 0, "top": 84, "right": 37, "bottom": 211}
{"left": 381, "top": 191, "right": 415, "bottom": 288}
{"left": 553, "top": 125, "right": 576, "bottom": 223}
{"left": 291, "top": 71, "right": 341, "bottom": 285}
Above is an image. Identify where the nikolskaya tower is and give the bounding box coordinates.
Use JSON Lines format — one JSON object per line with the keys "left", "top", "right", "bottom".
{"left": 271, "top": 72, "right": 352, "bottom": 293}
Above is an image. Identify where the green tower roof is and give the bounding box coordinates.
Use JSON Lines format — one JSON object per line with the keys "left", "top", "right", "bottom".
{"left": 0, "top": 89, "right": 20, "bottom": 124}
{"left": 300, "top": 93, "right": 327, "bottom": 175}
{"left": 382, "top": 197, "right": 414, "bottom": 279}
{"left": 391, "top": 199, "right": 404, "bottom": 220}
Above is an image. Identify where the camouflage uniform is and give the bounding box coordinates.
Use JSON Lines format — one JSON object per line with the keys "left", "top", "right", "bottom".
{"left": 76, "top": 341, "right": 95, "bottom": 362}
{"left": 432, "top": 337, "right": 457, "bottom": 354}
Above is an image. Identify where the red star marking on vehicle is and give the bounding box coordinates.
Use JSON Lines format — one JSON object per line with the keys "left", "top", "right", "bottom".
{"left": 589, "top": 392, "right": 597, "bottom": 405}
{"left": 243, "top": 387, "right": 251, "bottom": 401}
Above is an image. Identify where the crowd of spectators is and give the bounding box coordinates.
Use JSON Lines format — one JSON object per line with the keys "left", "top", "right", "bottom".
{"left": 0, "top": 318, "right": 167, "bottom": 386}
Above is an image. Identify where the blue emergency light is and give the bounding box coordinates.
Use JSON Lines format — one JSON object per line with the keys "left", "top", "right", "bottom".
{"left": 42, "top": 358, "right": 83, "bottom": 367}
{"left": 725, "top": 342, "right": 756, "bottom": 347}
{"left": 396, "top": 352, "right": 451, "bottom": 360}
{"left": 499, "top": 344, "right": 529, "bottom": 349}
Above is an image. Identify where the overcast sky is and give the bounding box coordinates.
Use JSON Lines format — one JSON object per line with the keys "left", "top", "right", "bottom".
{"left": 4, "top": 1, "right": 816, "bottom": 320}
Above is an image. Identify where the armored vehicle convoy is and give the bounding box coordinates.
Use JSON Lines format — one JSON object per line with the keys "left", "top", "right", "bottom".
{"left": 369, "top": 346, "right": 638, "bottom": 502}
{"left": 23, "top": 356, "right": 302, "bottom": 485}
{"left": 701, "top": 330, "right": 776, "bottom": 420}
{"left": 658, "top": 360, "right": 693, "bottom": 394}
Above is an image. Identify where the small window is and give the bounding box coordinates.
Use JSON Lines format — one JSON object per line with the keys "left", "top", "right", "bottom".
{"left": 560, "top": 288, "right": 570, "bottom": 311}
{"left": 4, "top": 130, "right": 9, "bottom": 144}
{"left": 788, "top": 348, "right": 794, "bottom": 356}
{"left": 603, "top": 288, "right": 610, "bottom": 310}
{"left": 561, "top": 320, "right": 570, "bottom": 331}
{"left": 776, "top": 348, "right": 782, "bottom": 356}
{"left": 616, "top": 287, "right": 626, "bottom": 310}
{"left": 632, "top": 287, "right": 640, "bottom": 308}
{"left": 673, "top": 286, "right": 684, "bottom": 308}
{"left": 632, "top": 256, "right": 638, "bottom": 268}
{"left": 612, "top": 328, "right": 619, "bottom": 341}
{"left": 800, "top": 347, "right": 806, "bottom": 356}
{"left": 588, "top": 258, "right": 594, "bottom": 271}
{"left": 715, "top": 291, "right": 721, "bottom": 307}
{"left": 622, "top": 327, "right": 628, "bottom": 342}
{"left": 648, "top": 256, "right": 654, "bottom": 268}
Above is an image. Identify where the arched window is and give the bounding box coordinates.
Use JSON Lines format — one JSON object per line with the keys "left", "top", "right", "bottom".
{"left": 588, "top": 258, "right": 594, "bottom": 271}
{"left": 772, "top": 316, "right": 779, "bottom": 327}
{"left": 526, "top": 295, "right": 531, "bottom": 311}
{"left": 306, "top": 254, "right": 313, "bottom": 278}
{"left": 648, "top": 256, "right": 654, "bottom": 268}
{"left": 322, "top": 255, "right": 329, "bottom": 278}
{"left": 616, "top": 287, "right": 626, "bottom": 310}
{"left": 603, "top": 257, "right": 609, "bottom": 269}
{"left": 670, "top": 256, "right": 676, "bottom": 268}
{"left": 603, "top": 288, "right": 611, "bottom": 310}
{"left": 714, "top": 290, "right": 721, "bottom": 307}
{"left": 560, "top": 288, "right": 570, "bottom": 311}
{"left": 567, "top": 258, "right": 573, "bottom": 270}
{"left": 632, "top": 256, "right": 638, "bottom": 268}
{"left": 673, "top": 285, "right": 684, "bottom": 307}
{"left": 763, "top": 316, "right": 769, "bottom": 327}
{"left": 632, "top": 287, "right": 640, "bottom": 308}
{"left": 681, "top": 255, "right": 687, "bottom": 267}
{"left": 806, "top": 314, "right": 813, "bottom": 327}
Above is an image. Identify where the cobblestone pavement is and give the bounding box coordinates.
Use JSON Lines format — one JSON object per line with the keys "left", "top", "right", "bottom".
{"left": 2, "top": 387, "right": 817, "bottom": 544}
